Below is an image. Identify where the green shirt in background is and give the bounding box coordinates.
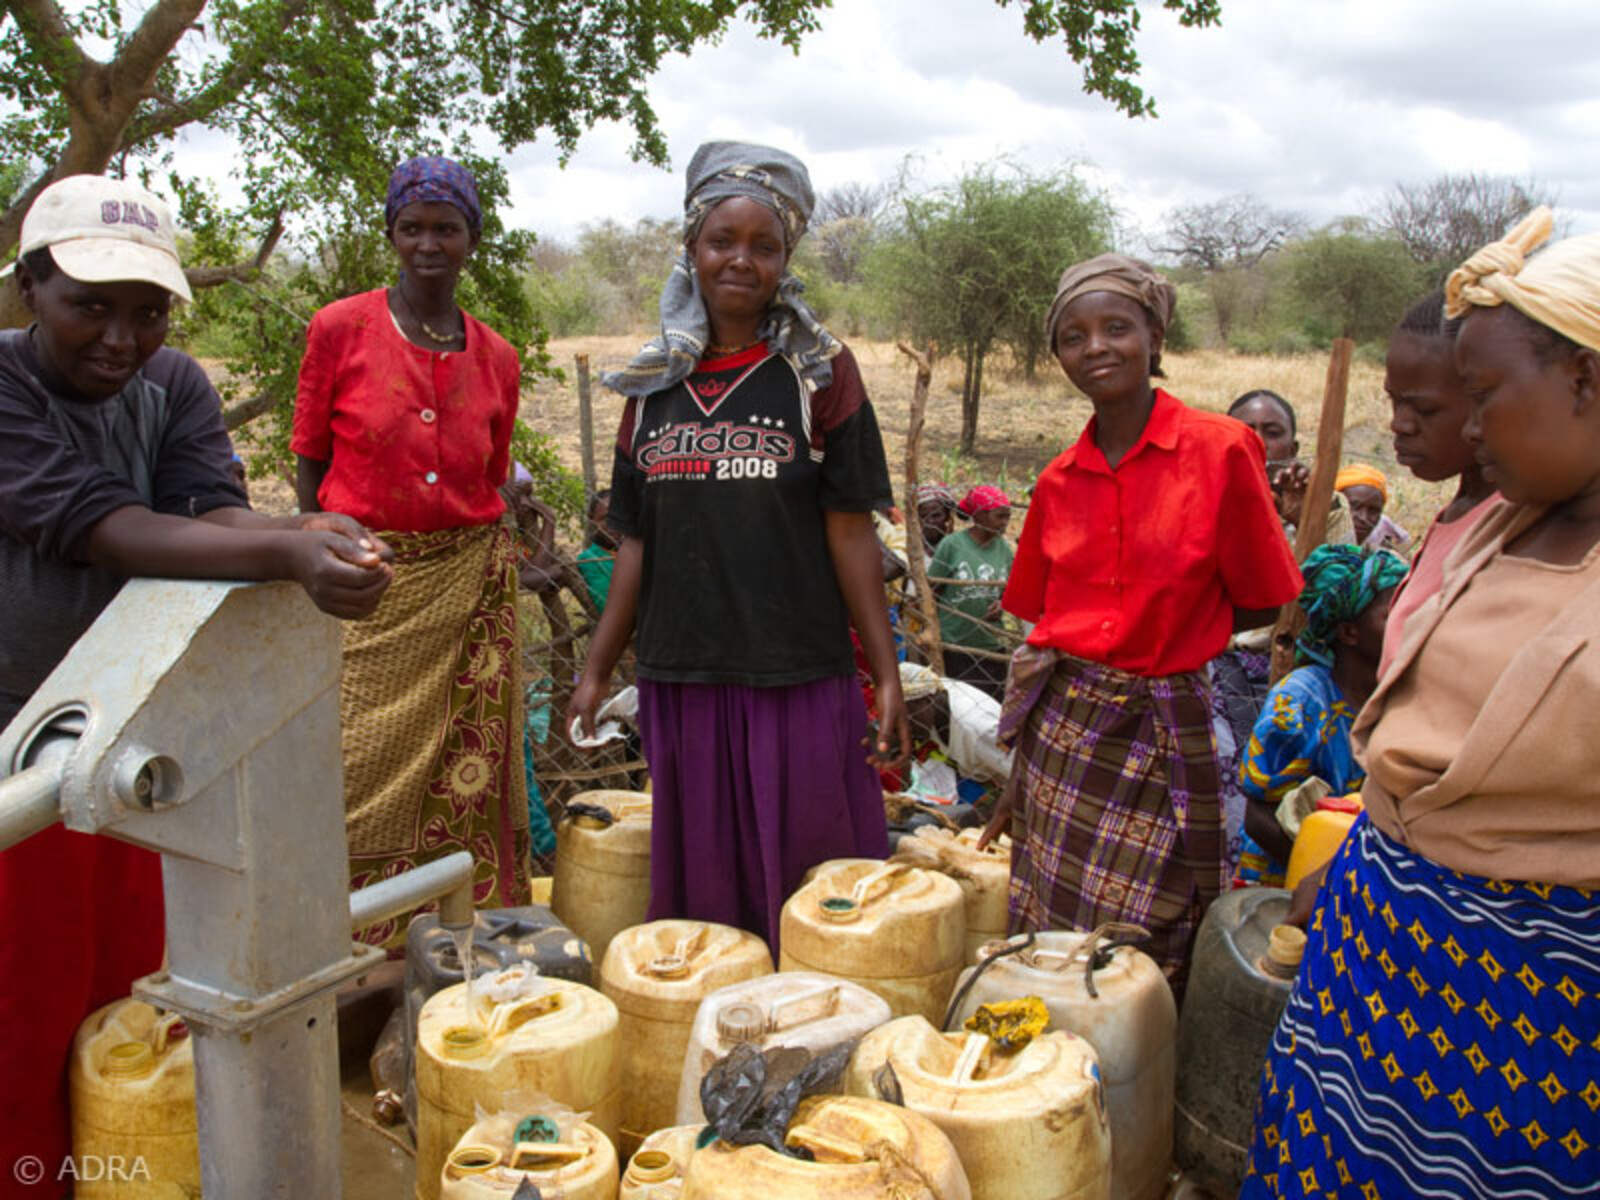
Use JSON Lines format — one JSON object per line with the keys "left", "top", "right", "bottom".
{"left": 576, "top": 543, "right": 614, "bottom": 614}
{"left": 929, "top": 528, "right": 1013, "bottom": 652}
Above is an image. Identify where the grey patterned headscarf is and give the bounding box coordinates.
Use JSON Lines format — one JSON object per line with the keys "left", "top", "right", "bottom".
{"left": 602, "top": 141, "right": 842, "bottom": 398}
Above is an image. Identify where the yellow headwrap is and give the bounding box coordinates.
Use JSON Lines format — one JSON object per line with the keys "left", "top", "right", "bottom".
{"left": 1445, "top": 207, "right": 1600, "bottom": 353}
{"left": 1335, "top": 464, "right": 1387, "bottom": 502}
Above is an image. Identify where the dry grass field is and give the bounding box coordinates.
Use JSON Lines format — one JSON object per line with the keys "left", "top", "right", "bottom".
{"left": 521, "top": 336, "right": 1453, "bottom": 537}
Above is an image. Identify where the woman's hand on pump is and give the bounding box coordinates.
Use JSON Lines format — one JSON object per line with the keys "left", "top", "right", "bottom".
{"left": 975, "top": 789, "right": 1012, "bottom": 852}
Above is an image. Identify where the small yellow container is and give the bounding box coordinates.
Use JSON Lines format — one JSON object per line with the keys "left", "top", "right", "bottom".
{"left": 846, "top": 1016, "right": 1110, "bottom": 1200}
{"left": 415, "top": 976, "right": 621, "bottom": 1200}
{"left": 892, "top": 827, "right": 1012, "bottom": 961}
{"left": 1284, "top": 810, "right": 1358, "bottom": 890}
{"left": 778, "top": 859, "right": 966, "bottom": 1024}
{"left": 600, "top": 920, "right": 773, "bottom": 1156}
{"left": 552, "top": 790, "right": 653, "bottom": 964}
{"left": 682, "top": 1094, "right": 970, "bottom": 1199}
{"left": 68, "top": 999, "right": 199, "bottom": 1199}
{"left": 620, "top": 1125, "right": 702, "bottom": 1199}
{"left": 439, "top": 1113, "right": 618, "bottom": 1200}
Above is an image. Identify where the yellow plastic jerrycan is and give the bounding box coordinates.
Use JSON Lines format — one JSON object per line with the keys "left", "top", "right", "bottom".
{"left": 439, "top": 1111, "right": 618, "bottom": 1200}
{"left": 1283, "top": 794, "right": 1363, "bottom": 890}
{"left": 415, "top": 972, "right": 622, "bottom": 1200}
{"left": 948, "top": 927, "right": 1175, "bottom": 1200}
{"left": 676, "top": 972, "right": 892, "bottom": 1126}
{"left": 553, "top": 790, "right": 653, "bottom": 964}
{"left": 846, "top": 1016, "right": 1110, "bottom": 1200}
{"left": 601, "top": 920, "right": 774, "bottom": 1156}
{"left": 68, "top": 1000, "right": 199, "bottom": 1199}
{"left": 892, "top": 826, "right": 1012, "bottom": 961}
{"left": 682, "top": 1094, "right": 970, "bottom": 1200}
{"left": 620, "top": 1125, "right": 702, "bottom": 1199}
{"left": 778, "top": 859, "right": 966, "bottom": 1024}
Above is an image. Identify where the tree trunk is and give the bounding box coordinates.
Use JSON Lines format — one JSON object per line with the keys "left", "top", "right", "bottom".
{"left": 960, "top": 345, "right": 986, "bottom": 455}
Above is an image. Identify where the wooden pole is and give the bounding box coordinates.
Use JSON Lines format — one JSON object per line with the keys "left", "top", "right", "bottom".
{"left": 1270, "top": 337, "right": 1354, "bottom": 680}
{"left": 897, "top": 342, "right": 944, "bottom": 675}
{"left": 576, "top": 353, "right": 597, "bottom": 498}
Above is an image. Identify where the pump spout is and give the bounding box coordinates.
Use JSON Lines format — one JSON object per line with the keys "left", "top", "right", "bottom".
{"left": 349, "top": 851, "right": 475, "bottom": 934}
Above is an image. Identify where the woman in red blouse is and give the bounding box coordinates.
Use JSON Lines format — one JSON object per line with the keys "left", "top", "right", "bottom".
{"left": 979, "top": 253, "right": 1302, "bottom": 990}
{"left": 292, "top": 157, "right": 530, "bottom": 946}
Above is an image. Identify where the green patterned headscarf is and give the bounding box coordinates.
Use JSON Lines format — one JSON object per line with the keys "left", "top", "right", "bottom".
{"left": 1295, "top": 544, "right": 1409, "bottom": 668}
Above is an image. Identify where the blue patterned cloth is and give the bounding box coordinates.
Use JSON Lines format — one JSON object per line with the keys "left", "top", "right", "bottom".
{"left": 384, "top": 156, "right": 482, "bottom": 233}
{"left": 1244, "top": 815, "right": 1600, "bottom": 1198}
{"left": 1233, "top": 665, "right": 1362, "bottom": 887}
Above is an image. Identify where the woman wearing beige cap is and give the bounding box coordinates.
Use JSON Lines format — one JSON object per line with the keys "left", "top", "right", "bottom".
{"left": 0, "top": 174, "right": 392, "bottom": 1192}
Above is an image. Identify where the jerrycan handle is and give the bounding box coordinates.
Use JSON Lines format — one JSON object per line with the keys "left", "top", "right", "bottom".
{"left": 851, "top": 862, "right": 907, "bottom": 905}
{"left": 152, "top": 1012, "right": 188, "bottom": 1056}
{"left": 612, "top": 800, "right": 652, "bottom": 822}
{"left": 485, "top": 989, "right": 565, "bottom": 1039}
{"left": 784, "top": 1124, "right": 868, "bottom": 1164}
{"left": 817, "top": 863, "right": 908, "bottom": 922}
{"left": 948, "top": 1031, "right": 989, "bottom": 1086}
{"left": 508, "top": 1141, "right": 588, "bottom": 1171}
{"left": 1077, "top": 922, "right": 1150, "bottom": 1000}
{"left": 766, "top": 984, "right": 842, "bottom": 1032}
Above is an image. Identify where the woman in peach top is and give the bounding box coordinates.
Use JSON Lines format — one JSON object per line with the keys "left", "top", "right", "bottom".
{"left": 1243, "top": 210, "right": 1600, "bottom": 1197}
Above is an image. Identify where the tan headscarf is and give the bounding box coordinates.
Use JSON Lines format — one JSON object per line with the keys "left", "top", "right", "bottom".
{"left": 1044, "top": 252, "right": 1178, "bottom": 349}
{"left": 1445, "top": 207, "right": 1600, "bottom": 353}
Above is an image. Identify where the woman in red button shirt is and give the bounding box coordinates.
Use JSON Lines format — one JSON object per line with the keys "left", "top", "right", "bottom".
{"left": 979, "top": 253, "right": 1302, "bottom": 989}
{"left": 292, "top": 157, "right": 530, "bottom": 946}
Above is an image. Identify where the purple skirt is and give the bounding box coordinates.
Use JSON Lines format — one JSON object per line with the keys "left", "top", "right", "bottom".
{"left": 636, "top": 675, "right": 890, "bottom": 951}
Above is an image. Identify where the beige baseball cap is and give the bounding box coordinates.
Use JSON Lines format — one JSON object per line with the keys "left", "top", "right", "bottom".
{"left": 6, "top": 174, "right": 192, "bottom": 302}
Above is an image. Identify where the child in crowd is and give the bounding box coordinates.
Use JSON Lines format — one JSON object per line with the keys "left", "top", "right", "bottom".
{"left": 928, "top": 484, "right": 1013, "bottom": 700}
{"left": 1335, "top": 463, "right": 1410, "bottom": 552}
{"left": 0, "top": 174, "right": 391, "bottom": 1192}
{"left": 1378, "top": 289, "right": 1499, "bottom": 675}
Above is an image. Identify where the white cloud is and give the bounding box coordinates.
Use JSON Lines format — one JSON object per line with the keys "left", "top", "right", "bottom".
{"left": 502, "top": 0, "right": 1600, "bottom": 245}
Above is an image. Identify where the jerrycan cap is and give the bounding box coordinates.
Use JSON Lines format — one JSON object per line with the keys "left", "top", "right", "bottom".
{"left": 441, "top": 1025, "right": 490, "bottom": 1059}
{"left": 1261, "top": 924, "right": 1307, "bottom": 979}
{"left": 716, "top": 1001, "right": 768, "bottom": 1043}
{"left": 104, "top": 1041, "right": 156, "bottom": 1080}
{"left": 515, "top": 1114, "right": 560, "bottom": 1144}
{"left": 627, "top": 1149, "right": 678, "bottom": 1184}
{"left": 818, "top": 895, "right": 861, "bottom": 923}
{"left": 446, "top": 1145, "right": 501, "bottom": 1176}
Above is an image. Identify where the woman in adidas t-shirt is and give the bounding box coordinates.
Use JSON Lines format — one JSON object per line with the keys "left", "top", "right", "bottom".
{"left": 569, "top": 141, "right": 908, "bottom": 951}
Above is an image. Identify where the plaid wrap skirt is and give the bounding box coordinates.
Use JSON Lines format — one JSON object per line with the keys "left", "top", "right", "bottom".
{"left": 1004, "top": 651, "right": 1226, "bottom": 984}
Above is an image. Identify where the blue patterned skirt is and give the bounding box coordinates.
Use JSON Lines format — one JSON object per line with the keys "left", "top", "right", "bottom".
{"left": 1243, "top": 814, "right": 1600, "bottom": 1198}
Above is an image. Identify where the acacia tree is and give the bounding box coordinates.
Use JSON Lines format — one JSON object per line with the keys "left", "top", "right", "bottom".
{"left": 0, "top": 0, "right": 1219, "bottom": 453}
{"left": 1156, "top": 193, "right": 1301, "bottom": 342}
{"left": 873, "top": 162, "right": 1114, "bottom": 454}
{"left": 1375, "top": 172, "right": 1560, "bottom": 285}
{"left": 1287, "top": 219, "right": 1421, "bottom": 343}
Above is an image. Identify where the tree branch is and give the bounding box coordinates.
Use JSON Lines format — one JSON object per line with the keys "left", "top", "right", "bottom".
{"left": 222, "top": 391, "right": 275, "bottom": 430}
{"left": 105, "top": 0, "right": 208, "bottom": 102}
{"left": 4, "top": 0, "right": 94, "bottom": 96}
{"left": 120, "top": 0, "right": 309, "bottom": 148}
{"left": 181, "top": 209, "right": 285, "bottom": 289}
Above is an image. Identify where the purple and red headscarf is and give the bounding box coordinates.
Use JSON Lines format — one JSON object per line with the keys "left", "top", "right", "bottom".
{"left": 385, "top": 156, "right": 482, "bottom": 234}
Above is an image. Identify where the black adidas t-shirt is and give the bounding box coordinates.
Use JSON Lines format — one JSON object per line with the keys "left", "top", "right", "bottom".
{"left": 608, "top": 342, "right": 893, "bottom": 686}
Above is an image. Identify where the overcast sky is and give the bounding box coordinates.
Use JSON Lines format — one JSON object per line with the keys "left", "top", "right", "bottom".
{"left": 492, "top": 0, "right": 1600, "bottom": 249}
